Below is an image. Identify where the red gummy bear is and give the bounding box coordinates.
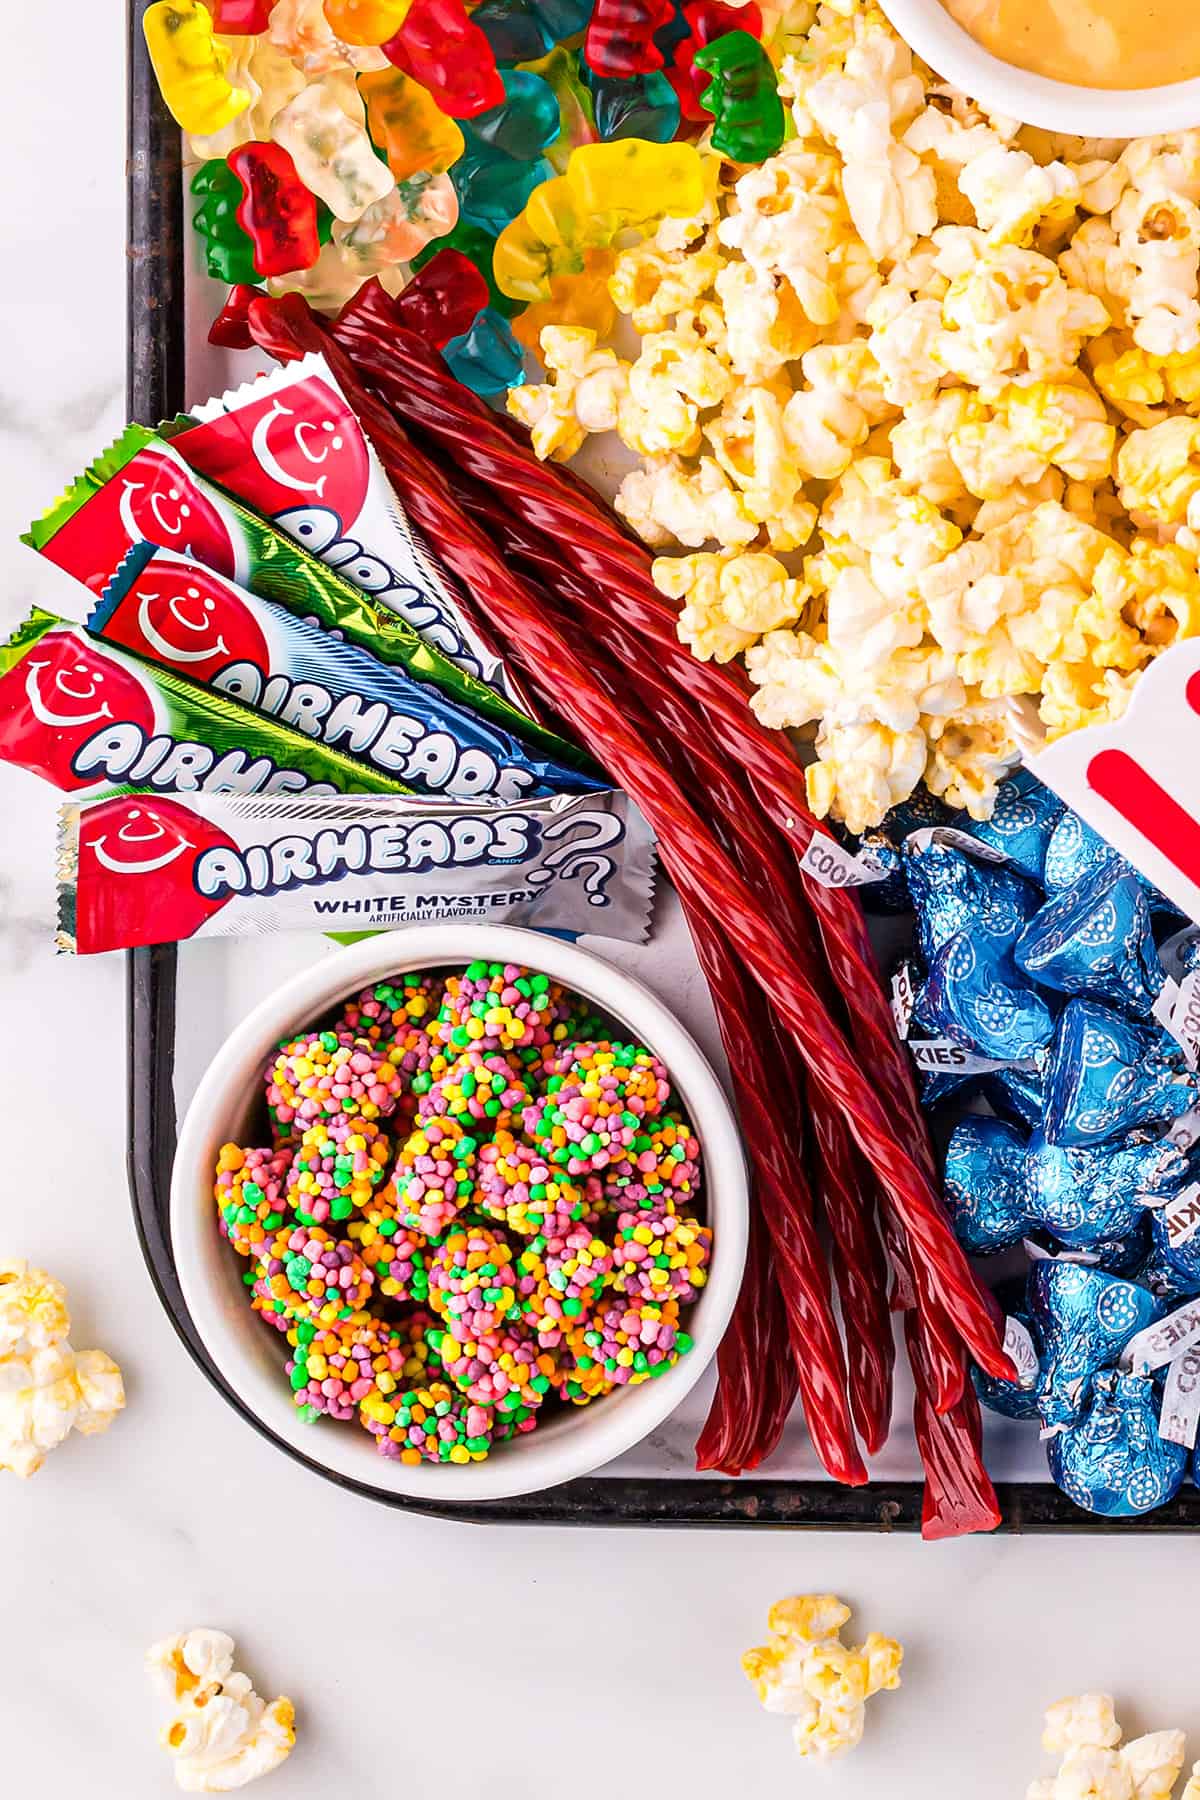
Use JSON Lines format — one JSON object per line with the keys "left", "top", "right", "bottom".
{"left": 585, "top": 0, "right": 677, "bottom": 77}
{"left": 382, "top": 0, "right": 505, "bottom": 118}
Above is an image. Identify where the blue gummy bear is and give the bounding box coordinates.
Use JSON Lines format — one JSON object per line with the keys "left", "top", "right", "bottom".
{"left": 443, "top": 308, "right": 526, "bottom": 396}
{"left": 463, "top": 70, "right": 561, "bottom": 162}
{"left": 473, "top": 0, "right": 590, "bottom": 61}
{"left": 591, "top": 70, "right": 682, "bottom": 142}
{"left": 452, "top": 147, "right": 554, "bottom": 236}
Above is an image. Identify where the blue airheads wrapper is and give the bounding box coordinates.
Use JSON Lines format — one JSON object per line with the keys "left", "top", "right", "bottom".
{"left": 1042, "top": 999, "right": 1200, "bottom": 1147}
{"left": 904, "top": 835, "right": 1041, "bottom": 964}
{"left": 1047, "top": 1371, "right": 1187, "bottom": 1518}
{"left": 89, "top": 544, "right": 604, "bottom": 805}
{"left": 949, "top": 767, "right": 1064, "bottom": 886}
{"left": 1014, "top": 865, "right": 1165, "bottom": 1020}
{"left": 1029, "top": 1258, "right": 1161, "bottom": 1432}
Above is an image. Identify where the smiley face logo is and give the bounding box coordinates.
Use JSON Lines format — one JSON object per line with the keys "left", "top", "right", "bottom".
{"left": 24, "top": 656, "right": 113, "bottom": 729}
{"left": 39, "top": 444, "right": 239, "bottom": 594}
{"left": 74, "top": 793, "right": 237, "bottom": 951}
{"left": 87, "top": 803, "right": 195, "bottom": 876}
{"left": 0, "top": 627, "right": 158, "bottom": 792}
{"left": 175, "top": 377, "right": 370, "bottom": 526}
{"left": 105, "top": 555, "right": 270, "bottom": 683}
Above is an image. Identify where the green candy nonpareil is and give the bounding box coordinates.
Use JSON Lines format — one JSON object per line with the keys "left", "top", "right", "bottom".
{"left": 693, "top": 30, "right": 786, "bottom": 164}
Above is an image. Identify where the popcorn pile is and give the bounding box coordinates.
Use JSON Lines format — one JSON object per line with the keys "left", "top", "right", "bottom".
{"left": 510, "top": 0, "right": 1200, "bottom": 834}
{"left": 741, "top": 1593, "right": 903, "bottom": 1759}
{"left": 0, "top": 1259, "right": 124, "bottom": 1478}
{"left": 147, "top": 1628, "right": 295, "bottom": 1793}
{"left": 1028, "top": 1695, "right": 1196, "bottom": 1800}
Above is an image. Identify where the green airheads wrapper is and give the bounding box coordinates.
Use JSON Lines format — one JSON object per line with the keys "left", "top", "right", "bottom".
{"left": 24, "top": 418, "right": 591, "bottom": 773}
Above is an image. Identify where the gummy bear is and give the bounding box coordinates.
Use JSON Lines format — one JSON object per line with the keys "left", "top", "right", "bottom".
{"left": 359, "top": 66, "right": 466, "bottom": 179}
{"left": 474, "top": 0, "right": 592, "bottom": 63}
{"left": 693, "top": 29, "right": 784, "bottom": 162}
{"left": 144, "top": 0, "right": 251, "bottom": 136}
{"left": 453, "top": 143, "right": 555, "bottom": 236}
{"left": 590, "top": 69, "right": 681, "bottom": 141}
{"left": 411, "top": 218, "right": 523, "bottom": 316}
{"left": 668, "top": 0, "right": 764, "bottom": 122}
{"left": 191, "top": 159, "right": 260, "bottom": 284}
{"left": 520, "top": 46, "right": 598, "bottom": 173}
{"left": 443, "top": 308, "right": 527, "bottom": 395}
{"left": 382, "top": 0, "right": 505, "bottom": 117}
{"left": 228, "top": 140, "right": 322, "bottom": 278}
{"left": 584, "top": 0, "right": 677, "bottom": 78}
{"left": 462, "top": 70, "right": 561, "bottom": 161}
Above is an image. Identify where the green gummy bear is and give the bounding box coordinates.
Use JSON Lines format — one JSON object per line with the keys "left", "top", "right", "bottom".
{"left": 694, "top": 30, "right": 786, "bottom": 164}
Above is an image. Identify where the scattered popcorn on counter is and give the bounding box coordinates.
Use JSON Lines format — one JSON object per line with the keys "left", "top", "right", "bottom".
{"left": 147, "top": 1629, "right": 296, "bottom": 1793}
{"left": 0, "top": 1259, "right": 124, "bottom": 1478}
{"left": 1027, "top": 1696, "right": 1186, "bottom": 1800}
{"left": 508, "top": 0, "right": 1200, "bottom": 833}
{"left": 741, "top": 1594, "right": 902, "bottom": 1759}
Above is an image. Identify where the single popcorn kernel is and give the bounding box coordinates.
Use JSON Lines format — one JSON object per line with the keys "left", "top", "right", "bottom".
{"left": 1027, "top": 1695, "right": 1185, "bottom": 1800}
{"left": 742, "top": 1594, "right": 902, "bottom": 1760}
{"left": 0, "top": 1261, "right": 124, "bottom": 1478}
{"left": 147, "top": 1628, "right": 296, "bottom": 1792}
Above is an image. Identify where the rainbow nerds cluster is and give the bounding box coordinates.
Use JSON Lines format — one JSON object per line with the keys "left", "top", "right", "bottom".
{"left": 214, "top": 961, "right": 711, "bottom": 1464}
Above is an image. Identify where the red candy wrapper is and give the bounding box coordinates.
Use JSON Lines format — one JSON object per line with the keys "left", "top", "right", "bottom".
{"left": 0, "top": 608, "right": 405, "bottom": 799}
{"left": 164, "top": 355, "right": 529, "bottom": 707}
{"left": 56, "top": 788, "right": 656, "bottom": 953}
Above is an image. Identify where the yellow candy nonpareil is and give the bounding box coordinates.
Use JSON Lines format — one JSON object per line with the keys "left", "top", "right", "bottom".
{"left": 271, "top": 75, "right": 395, "bottom": 222}
{"left": 358, "top": 68, "right": 464, "bottom": 180}
{"left": 143, "top": 0, "right": 250, "bottom": 137}
{"left": 494, "top": 141, "right": 714, "bottom": 303}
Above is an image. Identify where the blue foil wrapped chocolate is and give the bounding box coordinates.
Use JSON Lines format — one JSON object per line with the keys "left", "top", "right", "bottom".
{"left": 1023, "top": 1132, "right": 1185, "bottom": 1247}
{"left": 950, "top": 768, "right": 1065, "bottom": 885}
{"left": 921, "top": 931, "right": 1055, "bottom": 1063}
{"left": 1043, "top": 809, "right": 1184, "bottom": 922}
{"left": 1042, "top": 999, "right": 1200, "bottom": 1148}
{"left": 974, "top": 1296, "right": 1044, "bottom": 1420}
{"left": 904, "top": 837, "right": 1042, "bottom": 964}
{"left": 1028, "top": 1259, "right": 1160, "bottom": 1432}
{"left": 981, "top": 1063, "right": 1046, "bottom": 1129}
{"left": 1013, "top": 865, "right": 1165, "bottom": 1020}
{"left": 1046, "top": 1371, "right": 1188, "bottom": 1517}
{"left": 1148, "top": 1181, "right": 1200, "bottom": 1289}
{"left": 944, "top": 1116, "right": 1027, "bottom": 1254}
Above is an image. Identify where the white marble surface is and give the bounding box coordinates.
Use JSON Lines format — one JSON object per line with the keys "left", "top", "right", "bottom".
{"left": 8, "top": 12, "right": 1200, "bottom": 1800}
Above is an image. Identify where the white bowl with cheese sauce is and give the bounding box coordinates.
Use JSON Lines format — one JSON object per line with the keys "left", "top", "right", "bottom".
{"left": 878, "top": 0, "right": 1200, "bottom": 135}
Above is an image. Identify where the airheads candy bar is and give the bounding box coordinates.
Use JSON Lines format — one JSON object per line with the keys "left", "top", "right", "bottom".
{"left": 25, "top": 423, "right": 581, "bottom": 767}
{"left": 162, "top": 352, "right": 523, "bottom": 704}
{"left": 90, "top": 543, "right": 605, "bottom": 805}
{"left": 57, "top": 789, "right": 656, "bottom": 954}
{"left": 0, "top": 608, "right": 407, "bottom": 800}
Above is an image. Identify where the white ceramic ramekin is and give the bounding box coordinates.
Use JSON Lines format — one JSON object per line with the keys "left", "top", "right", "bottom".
{"left": 878, "top": 0, "right": 1200, "bottom": 135}
{"left": 170, "top": 926, "right": 749, "bottom": 1503}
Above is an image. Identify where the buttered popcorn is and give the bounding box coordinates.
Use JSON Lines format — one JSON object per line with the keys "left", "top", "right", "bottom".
{"left": 1027, "top": 1695, "right": 1186, "bottom": 1800}
{"left": 742, "top": 1594, "right": 902, "bottom": 1759}
{"left": 508, "top": 0, "right": 1200, "bottom": 833}
{"left": 0, "top": 1260, "right": 124, "bottom": 1478}
{"left": 147, "top": 1629, "right": 296, "bottom": 1792}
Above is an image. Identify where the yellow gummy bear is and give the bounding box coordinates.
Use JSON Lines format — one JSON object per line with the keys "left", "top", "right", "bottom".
{"left": 143, "top": 0, "right": 250, "bottom": 137}
{"left": 512, "top": 250, "right": 619, "bottom": 354}
{"left": 494, "top": 140, "right": 716, "bottom": 303}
